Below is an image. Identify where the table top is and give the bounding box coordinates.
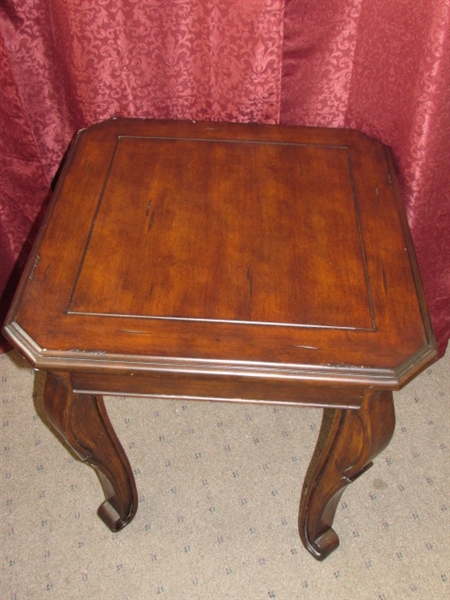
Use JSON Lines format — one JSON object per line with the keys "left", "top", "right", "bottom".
{"left": 4, "top": 119, "right": 437, "bottom": 388}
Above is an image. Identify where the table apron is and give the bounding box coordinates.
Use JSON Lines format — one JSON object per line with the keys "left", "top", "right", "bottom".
{"left": 69, "top": 371, "right": 367, "bottom": 409}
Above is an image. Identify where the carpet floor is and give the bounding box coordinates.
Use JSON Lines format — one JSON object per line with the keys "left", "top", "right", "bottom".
{"left": 1, "top": 348, "right": 449, "bottom": 599}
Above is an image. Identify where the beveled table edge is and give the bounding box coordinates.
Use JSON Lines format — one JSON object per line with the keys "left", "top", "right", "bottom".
{"left": 3, "top": 321, "right": 438, "bottom": 390}
{"left": 2, "top": 119, "right": 439, "bottom": 391}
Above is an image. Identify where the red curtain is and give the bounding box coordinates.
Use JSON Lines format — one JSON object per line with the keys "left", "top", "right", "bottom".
{"left": 1, "top": 0, "right": 449, "bottom": 355}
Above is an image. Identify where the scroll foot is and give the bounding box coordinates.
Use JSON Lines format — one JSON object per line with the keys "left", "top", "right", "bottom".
{"left": 42, "top": 371, "right": 138, "bottom": 531}
{"left": 299, "top": 390, "right": 395, "bottom": 560}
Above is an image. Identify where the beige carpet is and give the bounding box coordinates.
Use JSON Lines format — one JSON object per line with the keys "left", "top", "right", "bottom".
{"left": 1, "top": 348, "right": 449, "bottom": 599}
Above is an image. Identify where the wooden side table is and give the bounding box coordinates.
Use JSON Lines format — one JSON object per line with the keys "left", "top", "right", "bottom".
{"left": 3, "top": 119, "right": 437, "bottom": 560}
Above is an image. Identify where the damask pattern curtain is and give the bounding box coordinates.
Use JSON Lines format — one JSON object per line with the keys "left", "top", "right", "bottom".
{"left": 1, "top": 0, "right": 449, "bottom": 355}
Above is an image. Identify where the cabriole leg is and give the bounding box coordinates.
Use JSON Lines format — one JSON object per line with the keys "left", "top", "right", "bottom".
{"left": 42, "top": 371, "right": 138, "bottom": 531}
{"left": 299, "top": 390, "right": 395, "bottom": 560}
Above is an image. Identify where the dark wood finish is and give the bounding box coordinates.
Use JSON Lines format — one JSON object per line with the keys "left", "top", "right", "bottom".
{"left": 299, "top": 389, "right": 395, "bottom": 560}
{"left": 3, "top": 119, "right": 437, "bottom": 560}
{"left": 43, "top": 371, "right": 137, "bottom": 531}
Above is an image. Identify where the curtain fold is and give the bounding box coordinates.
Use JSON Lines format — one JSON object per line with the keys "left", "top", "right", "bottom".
{"left": 1, "top": 0, "right": 449, "bottom": 355}
{"left": 0, "top": 30, "right": 52, "bottom": 350}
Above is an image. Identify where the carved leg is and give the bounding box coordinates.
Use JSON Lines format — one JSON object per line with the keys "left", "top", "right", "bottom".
{"left": 42, "top": 371, "right": 138, "bottom": 531}
{"left": 299, "top": 390, "right": 395, "bottom": 560}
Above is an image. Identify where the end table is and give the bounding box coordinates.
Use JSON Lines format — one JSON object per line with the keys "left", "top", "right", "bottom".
{"left": 3, "top": 119, "right": 437, "bottom": 560}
